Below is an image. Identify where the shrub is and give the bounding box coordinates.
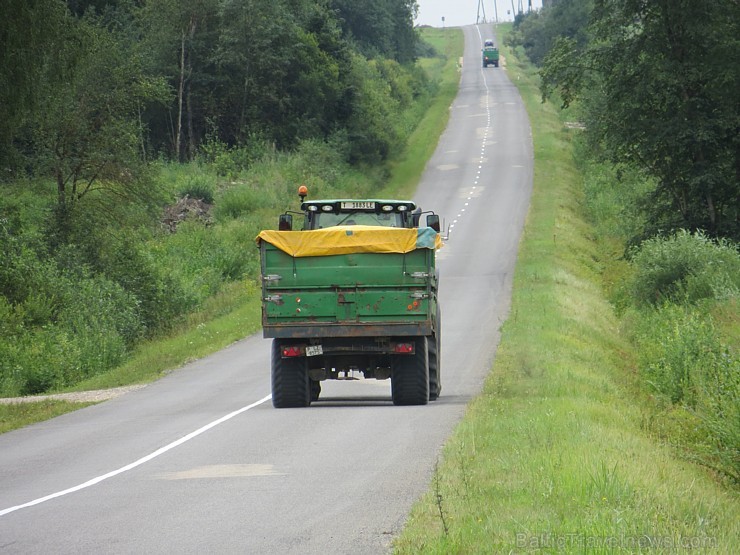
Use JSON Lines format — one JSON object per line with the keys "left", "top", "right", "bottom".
{"left": 100, "top": 234, "right": 191, "bottom": 335}
{"left": 0, "top": 220, "right": 48, "bottom": 305}
{"left": 627, "top": 230, "right": 740, "bottom": 306}
{"left": 215, "top": 185, "right": 270, "bottom": 220}
{"left": 56, "top": 273, "right": 141, "bottom": 349}
{"left": 629, "top": 303, "right": 740, "bottom": 482}
{"left": 344, "top": 55, "right": 402, "bottom": 165}
{"left": 199, "top": 132, "right": 270, "bottom": 178}
{"left": 156, "top": 219, "right": 252, "bottom": 304}
{"left": 179, "top": 176, "right": 215, "bottom": 204}
{"left": 0, "top": 330, "right": 76, "bottom": 395}
{"left": 579, "top": 158, "right": 652, "bottom": 242}
{"left": 0, "top": 275, "right": 137, "bottom": 395}
{"left": 632, "top": 305, "right": 727, "bottom": 405}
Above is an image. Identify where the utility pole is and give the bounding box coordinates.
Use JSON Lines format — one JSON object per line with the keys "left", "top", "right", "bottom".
{"left": 493, "top": 0, "right": 499, "bottom": 23}
{"left": 477, "top": 0, "right": 487, "bottom": 24}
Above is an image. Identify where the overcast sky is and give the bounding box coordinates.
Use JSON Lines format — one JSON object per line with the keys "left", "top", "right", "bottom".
{"left": 415, "top": 0, "right": 544, "bottom": 28}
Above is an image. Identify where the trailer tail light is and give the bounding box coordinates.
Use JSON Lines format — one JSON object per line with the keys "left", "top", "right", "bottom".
{"left": 282, "top": 345, "right": 303, "bottom": 357}
{"left": 394, "top": 343, "right": 415, "bottom": 354}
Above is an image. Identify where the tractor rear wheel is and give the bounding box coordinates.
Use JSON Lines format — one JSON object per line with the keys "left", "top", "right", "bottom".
{"left": 271, "top": 340, "right": 310, "bottom": 408}
{"left": 391, "top": 337, "right": 429, "bottom": 406}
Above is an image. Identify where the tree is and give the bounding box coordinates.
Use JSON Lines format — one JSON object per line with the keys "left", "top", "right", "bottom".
{"left": 329, "top": 0, "right": 419, "bottom": 63}
{"left": 0, "top": 0, "right": 69, "bottom": 172}
{"left": 136, "top": 0, "right": 219, "bottom": 161}
{"left": 29, "top": 15, "right": 168, "bottom": 238}
{"left": 209, "top": 0, "right": 299, "bottom": 147}
{"left": 509, "top": 0, "right": 592, "bottom": 66}
{"left": 343, "top": 54, "right": 402, "bottom": 164}
{"left": 542, "top": 0, "right": 740, "bottom": 240}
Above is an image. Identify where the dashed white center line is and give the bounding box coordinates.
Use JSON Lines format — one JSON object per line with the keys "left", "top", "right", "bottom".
{"left": 447, "top": 25, "right": 497, "bottom": 241}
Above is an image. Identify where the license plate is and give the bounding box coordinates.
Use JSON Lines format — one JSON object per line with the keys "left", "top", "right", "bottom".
{"left": 305, "top": 345, "right": 323, "bottom": 357}
{"left": 341, "top": 201, "right": 375, "bottom": 210}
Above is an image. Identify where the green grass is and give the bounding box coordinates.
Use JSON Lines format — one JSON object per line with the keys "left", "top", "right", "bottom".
{"left": 393, "top": 25, "right": 739, "bottom": 553}
{"left": 68, "top": 280, "right": 263, "bottom": 390}
{"left": 0, "top": 280, "right": 263, "bottom": 433}
{"left": 0, "top": 401, "right": 97, "bottom": 434}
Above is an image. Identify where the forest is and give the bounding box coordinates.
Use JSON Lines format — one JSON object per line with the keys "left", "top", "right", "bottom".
{"left": 3, "top": 0, "right": 422, "bottom": 168}
{"left": 519, "top": 0, "right": 739, "bottom": 241}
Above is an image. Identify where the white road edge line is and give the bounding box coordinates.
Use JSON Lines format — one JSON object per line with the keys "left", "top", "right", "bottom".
{"left": 0, "top": 394, "right": 273, "bottom": 517}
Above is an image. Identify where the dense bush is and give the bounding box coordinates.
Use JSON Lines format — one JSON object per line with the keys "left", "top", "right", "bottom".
{"left": 579, "top": 157, "right": 651, "bottom": 243}
{"left": 0, "top": 227, "right": 143, "bottom": 395}
{"left": 199, "top": 133, "right": 271, "bottom": 179}
{"left": 344, "top": 55, "right": 403, "bottom": 165}
{"left": 179, "top": 176, "right": 216, "bottom": 204}
{"left": 631, "top": 305, "right": 732, "bottom": 405}
{"left": 585, "top": 219, "right": 740, "bottom": 483}
{"left": 626, "top": 230, "right": 740, "bottom": 306}
{"left": 628, "top": 303, "right": 739, "bottom": 481}
{"left": 98, "top": 234, "right": 194, "bottom": 335}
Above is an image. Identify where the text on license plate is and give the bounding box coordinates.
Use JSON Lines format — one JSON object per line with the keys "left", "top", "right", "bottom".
{"left": 305, "top": 345, "right": 323, "bottom": 357}
{"left": 341, "top": 201, "right": 375, "bottom": 210}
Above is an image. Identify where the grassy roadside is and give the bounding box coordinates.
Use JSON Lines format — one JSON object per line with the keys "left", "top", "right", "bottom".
{"left": 0, "top": 280, "right": 264, "bottom": 433}
{"left": 0, "top": 29, "right": 464, "bottom": 433}
{"left": 393, "top": 25, "right": 739, "bottom": 553}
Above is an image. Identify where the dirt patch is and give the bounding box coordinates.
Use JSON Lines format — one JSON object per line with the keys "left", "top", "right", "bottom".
{"left": 0, "top": 385, "right": 147, "bottom": 405}
{"left": 162, "top": 196, "right": 213, "bottom": 232}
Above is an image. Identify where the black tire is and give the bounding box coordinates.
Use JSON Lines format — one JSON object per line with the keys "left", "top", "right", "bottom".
{"left": 428, "top": 306, "right": 442, "bottom": 401}
{"left": 271, "top": 339, "right": 310, "bottom": 408}
{"left": 391, "top": 337, "right": 429, "bottom": 406}
{"left": 428, "top": 333, "right": 441, "bottom": 401}
{"left": 310, "top": 379, "right": 321, "bottom": 402}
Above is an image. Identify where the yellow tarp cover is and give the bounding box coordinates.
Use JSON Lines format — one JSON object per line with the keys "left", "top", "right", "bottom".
{"left": 256, "top": 226, "right": 442, "bottom": 257}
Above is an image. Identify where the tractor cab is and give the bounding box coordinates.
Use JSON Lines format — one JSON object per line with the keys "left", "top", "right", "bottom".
{"left": 277, "top": 187, "right": 440, "bottom": 232}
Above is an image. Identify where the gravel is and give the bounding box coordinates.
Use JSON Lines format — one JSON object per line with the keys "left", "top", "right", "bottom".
{"left": 0, "top": 385, "right": 147, "bottom": 405}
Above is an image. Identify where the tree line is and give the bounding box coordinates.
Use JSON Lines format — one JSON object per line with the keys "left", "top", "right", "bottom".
{"left": 1, "top": 0, "right": 422, "bottom": 192}
{"left": 511, "top": 0, "right": 739, "bottom": 242}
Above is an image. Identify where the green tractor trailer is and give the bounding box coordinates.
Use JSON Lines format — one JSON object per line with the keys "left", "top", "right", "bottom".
{"left": 257, "top": 188, "right": 443, "bottom": 408}
{"left": 482, "top": 39, "right": 499, "bottom": 67}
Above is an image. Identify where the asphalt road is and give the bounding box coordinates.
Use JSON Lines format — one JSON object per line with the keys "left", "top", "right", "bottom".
{"left": 0, "top": 24, "right": 532, "bottom": 554}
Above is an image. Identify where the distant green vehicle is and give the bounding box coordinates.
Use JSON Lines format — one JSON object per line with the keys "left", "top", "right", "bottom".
{"left": 257, "top": 187, "right": 443, "bottom": 408}
{"left": 482, "top": 39, "right": 499, "bottom": 67}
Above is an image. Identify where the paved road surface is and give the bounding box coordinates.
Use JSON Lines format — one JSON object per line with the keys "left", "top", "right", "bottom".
{"left": 0, "top": 24, "right": 532, "bottom": 554}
